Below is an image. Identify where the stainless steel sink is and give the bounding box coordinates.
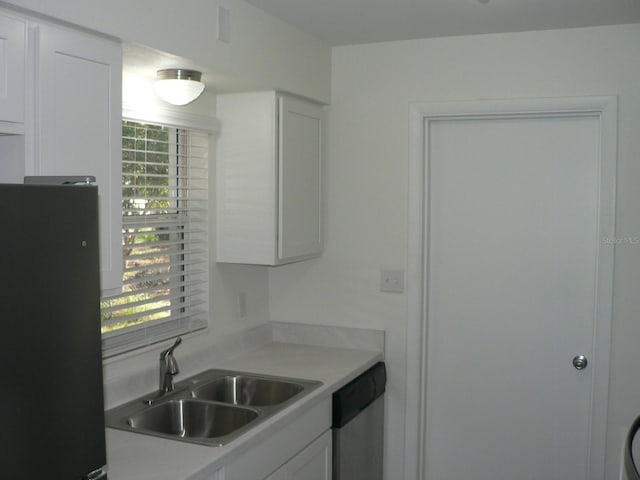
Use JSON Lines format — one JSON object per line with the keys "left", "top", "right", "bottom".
{"left": 105, "top": 369, "right": 321, "bottom": 446}
{"left": 191, "top": 375, "right": 304, "bottom": 406}
{"left": 127, "top": 399, "right": 259, "bottom": 443}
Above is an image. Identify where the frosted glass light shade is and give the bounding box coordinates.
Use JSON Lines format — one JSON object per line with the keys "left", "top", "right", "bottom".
{"left": 155, "top": 69, "right": 205, "bottom": 106}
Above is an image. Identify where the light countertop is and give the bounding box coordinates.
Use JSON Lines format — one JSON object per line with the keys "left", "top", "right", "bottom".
{"left": 105, "top": 341, "right": 383, "bottom": 480}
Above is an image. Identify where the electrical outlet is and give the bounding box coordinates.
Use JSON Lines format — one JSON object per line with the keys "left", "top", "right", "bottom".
{"left": 380, "top": 269, "right": 404, "bottom": 293}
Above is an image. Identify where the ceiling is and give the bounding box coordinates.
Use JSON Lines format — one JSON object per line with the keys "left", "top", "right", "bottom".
{"left": 244, "top": 0, "right": 640, "bottom": 46}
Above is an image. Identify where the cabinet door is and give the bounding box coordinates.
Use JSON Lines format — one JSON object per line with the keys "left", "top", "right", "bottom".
{"left": 209, "top": 469, "right": 225, "bottom": 480}
{"left": 277, "top": 95, "right": 322, "bottom": 261}
{"left": 265, "top": 430, "right": 332, "bottom": 480}
{"left": 0, "top": 13, "right": 25, "bottom": 129}
{"left": 34, "top": 23, "right": 122, "bottom": 292}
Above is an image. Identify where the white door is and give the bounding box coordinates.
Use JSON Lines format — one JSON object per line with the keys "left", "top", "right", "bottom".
{"left": 417, "top": 99, "right": 616, "bottom": 480}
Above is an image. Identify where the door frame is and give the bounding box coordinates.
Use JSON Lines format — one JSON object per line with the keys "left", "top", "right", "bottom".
{"left": 405, "top": 96, "right": 618, "bottom": 480}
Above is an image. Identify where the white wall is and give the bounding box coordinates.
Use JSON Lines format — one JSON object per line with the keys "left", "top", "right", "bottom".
{"left": 0, "top": 0, "right": 331, "bottom": 102}
{"left": 269, "top": 23, "right": 640, "bottom": 479}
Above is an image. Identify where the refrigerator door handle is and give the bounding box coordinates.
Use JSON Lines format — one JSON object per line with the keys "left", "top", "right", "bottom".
{"left": 83, "top": 467, "right": 108, "bottom": 480}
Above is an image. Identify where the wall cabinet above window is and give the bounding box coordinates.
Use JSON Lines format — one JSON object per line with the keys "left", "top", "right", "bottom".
{"left": 216, "top": 91, "right": 324, "bottom": 266}
{"left": 0, "top": 13, "right": 25, "bottom": 133}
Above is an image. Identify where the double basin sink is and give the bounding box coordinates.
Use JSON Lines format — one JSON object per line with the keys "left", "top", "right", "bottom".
{"left": 105, "top": 369, "right": 322, "bottom": 446}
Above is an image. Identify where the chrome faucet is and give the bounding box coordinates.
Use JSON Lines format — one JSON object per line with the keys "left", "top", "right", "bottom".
{"left": 159, "top": 337, "right": 182, "bottom": 394}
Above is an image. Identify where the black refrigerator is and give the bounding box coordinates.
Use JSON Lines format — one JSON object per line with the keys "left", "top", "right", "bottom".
{"left": 0, "top": 183, "right": 108, "bottom": 479}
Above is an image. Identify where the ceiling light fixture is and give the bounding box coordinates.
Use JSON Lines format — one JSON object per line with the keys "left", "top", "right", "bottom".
{"left": 154, "top": 68, "right": 205, "bottom": 106}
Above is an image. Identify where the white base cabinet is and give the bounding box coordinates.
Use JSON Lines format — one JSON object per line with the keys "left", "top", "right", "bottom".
{"left": 216, "top": 91, "right": 323, "bottom": 266}
{"left": 265, "top": 430, "right": 331, "bottom": 480}
{"left": 218, "top": 397, "right": 331, "bottom": 480}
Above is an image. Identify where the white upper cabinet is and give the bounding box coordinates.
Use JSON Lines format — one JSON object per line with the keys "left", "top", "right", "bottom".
{"left": 217, "top": 91, "right": 323, "bottom": 265}
{"left": 30, "top": 22, "right": 123, "bottom": 292}
{"left": 0, "top": 12, "right": 25, "bottom": 133}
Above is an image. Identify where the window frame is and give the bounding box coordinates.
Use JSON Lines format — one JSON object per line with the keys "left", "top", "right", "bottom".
{"left": 101, "top": 108, "right": 216, "bottom": 357}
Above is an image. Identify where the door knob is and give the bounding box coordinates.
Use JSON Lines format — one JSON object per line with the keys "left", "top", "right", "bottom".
{"left": 572, "top": 355, "right": 588, "bottom": 370}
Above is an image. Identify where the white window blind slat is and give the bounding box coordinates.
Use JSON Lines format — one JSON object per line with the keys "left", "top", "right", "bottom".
{"left": 123, "top": 208, "right": 208, "bottom": 216}
{"left": 123, "top": 227, "right": 208, "bottom": 238}
{"left": 101, "top": 120, "right": 210, "bottom": 355}
{"left": 120, "top": 237, "right": 206, "bottom": 250}
{"left": 102, "top": 300, "right": 208, "bottom": 328}
{"left": 123, "top": 246, "right": 207, "bottom": 260}
{"left": 122, "top": 265, "right": 208, "bottom": 285}
{"left": 101, "top": 283, "right": 208, "bottom": 316}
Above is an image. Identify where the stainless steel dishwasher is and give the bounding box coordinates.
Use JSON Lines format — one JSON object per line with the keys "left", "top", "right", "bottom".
{"left": 332, "top": 362, "right": 386, "bottom": 480}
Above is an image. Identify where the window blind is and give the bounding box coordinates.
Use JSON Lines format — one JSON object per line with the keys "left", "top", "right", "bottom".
{"left": 101, "top": 121, "right": 209, "bottom": 355}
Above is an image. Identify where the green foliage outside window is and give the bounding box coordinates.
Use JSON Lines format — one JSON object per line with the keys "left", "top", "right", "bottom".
{"left": 101, "top": 121, "right": 179, "bottom": 333}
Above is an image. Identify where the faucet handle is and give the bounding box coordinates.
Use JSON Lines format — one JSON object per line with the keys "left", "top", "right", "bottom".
{"left": 166, "top": 353, "right": 179, "bottom": 375}
{"left": 160, "top": 336, "right": 182, "bottom": 360}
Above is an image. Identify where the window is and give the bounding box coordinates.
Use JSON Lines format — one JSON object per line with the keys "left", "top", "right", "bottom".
{"left": 101, "top": 120, "right": 209, "bottom": 354}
